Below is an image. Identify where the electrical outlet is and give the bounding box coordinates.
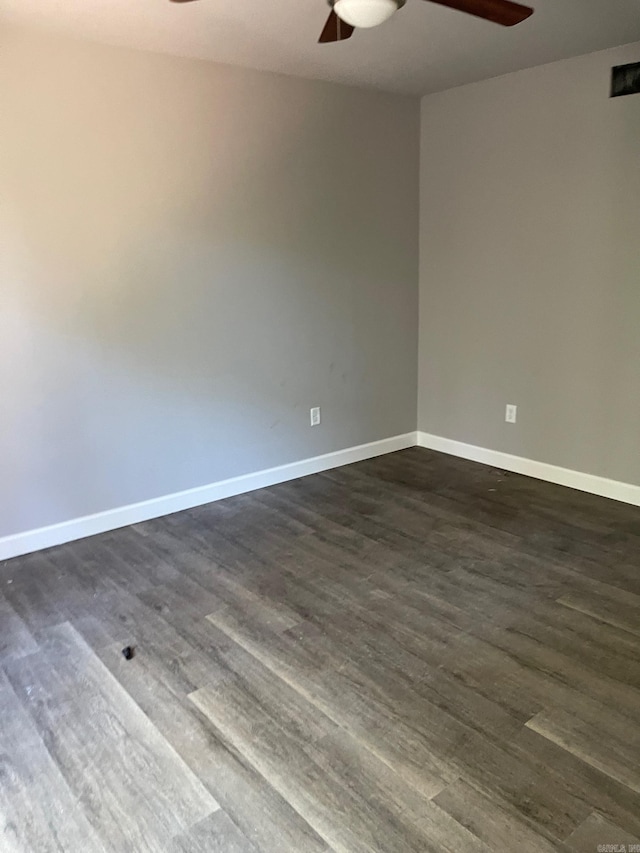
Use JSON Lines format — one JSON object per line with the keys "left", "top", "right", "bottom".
{"left": 310, "top": 406, "right": 321, "bottom": 427}
{"left": 505, "top": 404, "right": 517, "bottom": 424}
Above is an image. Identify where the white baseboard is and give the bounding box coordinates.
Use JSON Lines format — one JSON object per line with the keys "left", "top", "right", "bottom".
{"left": 0, "top": 432, "right": 417, "bottom": 563}
{"left": 5, "top": 429, "right": 637, "bottom": 563}
{"left": 417, "top": 431, "right": 640, "bottom": 508}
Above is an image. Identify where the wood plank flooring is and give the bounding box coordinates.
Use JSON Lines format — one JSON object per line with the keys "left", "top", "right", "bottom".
{"left": 1, "top": 447, "right": 639, "bottom": 852}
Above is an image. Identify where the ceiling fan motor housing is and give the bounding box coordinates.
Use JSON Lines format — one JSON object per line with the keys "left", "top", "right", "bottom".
{"left": 330, "top": 0, "right": 406, "bottom": 29}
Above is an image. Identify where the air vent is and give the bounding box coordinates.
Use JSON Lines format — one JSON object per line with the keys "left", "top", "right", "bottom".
{"left": 611, "top": 62, "right": 640, "bottom": 98}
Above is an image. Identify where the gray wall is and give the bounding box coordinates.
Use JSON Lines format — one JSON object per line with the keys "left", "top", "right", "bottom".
{"left": 418, "top": 42, "right": 640, "bottom": 485}
{"left": 0, "top": 26, "right": 419, "bottom": 537}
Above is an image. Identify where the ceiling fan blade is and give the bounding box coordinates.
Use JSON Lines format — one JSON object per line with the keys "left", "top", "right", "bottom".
{"left": 169, "top": 0, "right": 200, "bottom": 4}
{"left": 319, "top": 10, "right": 355, "bottom": 43}
{"left": 425, "top": 0, "right": 533, "bottom": 26}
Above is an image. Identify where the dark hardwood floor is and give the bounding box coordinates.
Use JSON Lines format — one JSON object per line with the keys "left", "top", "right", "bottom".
{"left": 1, "top": 447, "right": 640, "bottom": 852}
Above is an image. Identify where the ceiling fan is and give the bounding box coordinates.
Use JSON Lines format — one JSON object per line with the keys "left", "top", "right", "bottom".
{"left": 318, "top": 0, "right": 534, "bottom": 42}
{"left": 169, "top": 0, "right": 534, "bottom": 44}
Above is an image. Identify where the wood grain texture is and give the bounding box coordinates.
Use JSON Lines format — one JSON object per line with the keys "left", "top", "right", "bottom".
{"left": 4, "top": 623, "right": 218, "bottom": 852}
{"left": 433, "top": 778, "right": 566, "bottom": 853}
{"left": 557, "top": 586, "right": 640, "bottom": 637}
{"left": 0, "top": 595, "right": 38, "bottom": 662}
{"left": 565, "top": 812, "right": 640, "bottom": 853}
{"left": 170, "top": 811, "right": 259, "bottom": 853}
{"left": 1, "top": 446, "right": 639, "bottom": 851}
{"left": 0, "top": 668, "right": 108, "bottom": 853}
{"left": 94, "top": 637, "right": 329, "bottom": 853}
{"left": 526, "top": 702, "right": 640, "bottom": 795}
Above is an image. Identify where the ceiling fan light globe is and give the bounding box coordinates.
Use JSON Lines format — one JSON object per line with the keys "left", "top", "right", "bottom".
{"left": 333, "top": 0, "right": 398, "bottom": 28}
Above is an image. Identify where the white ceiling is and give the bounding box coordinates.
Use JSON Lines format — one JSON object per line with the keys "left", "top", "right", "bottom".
{"left": 3, "top": 0, "right": 640, "bottom": 95}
